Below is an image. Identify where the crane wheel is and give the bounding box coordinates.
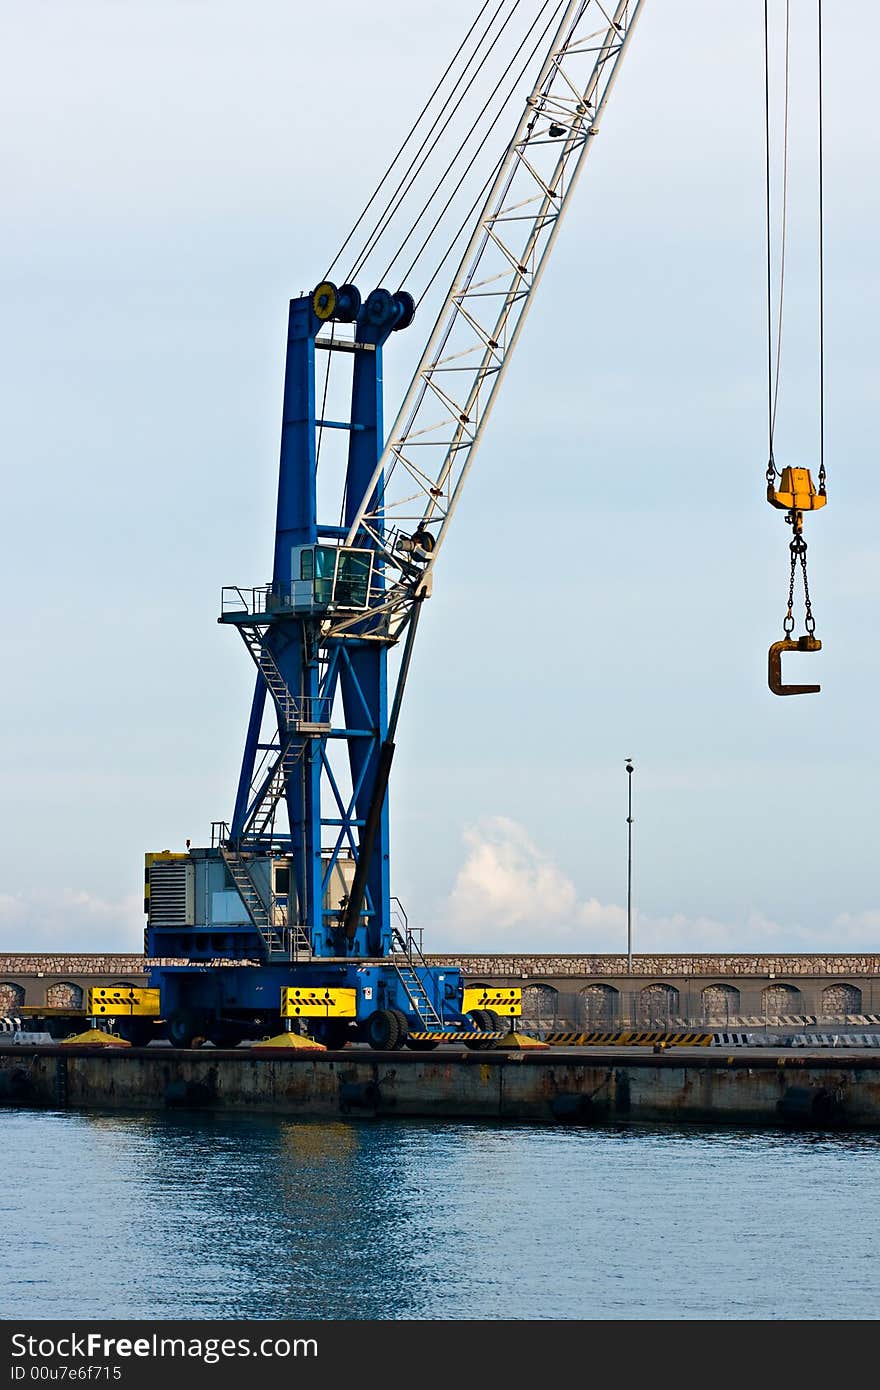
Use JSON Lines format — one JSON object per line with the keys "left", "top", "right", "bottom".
{"left": 390, "top": 1009, "right": 410, "bottom": 1047}
{"left": 366, "top": 1009, "right": 401, "bottom": 1051}
{"left": 315, "top": 1019, "right": 351, "bottom": 1050}
{"left": 166, "top": 1009, "right": 207, "bottom": 1049}
{"left": 114, "top": 1018, "right": 154, "bottom": 1047}
{"left": 463, "top": 1009, "right": 494, "bottom": 1050}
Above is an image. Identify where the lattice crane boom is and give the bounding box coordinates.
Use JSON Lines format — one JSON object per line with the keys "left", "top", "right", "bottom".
{"left": 339, "top": 0, "right": 645, "bottom": 642}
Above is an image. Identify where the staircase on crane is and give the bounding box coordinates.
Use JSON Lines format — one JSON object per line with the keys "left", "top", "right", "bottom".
{"left": 391, "top": 925, "right": 443, "bottom": 1029}
{"left": 219, "top": 843, "right": 311, "bottom": 961}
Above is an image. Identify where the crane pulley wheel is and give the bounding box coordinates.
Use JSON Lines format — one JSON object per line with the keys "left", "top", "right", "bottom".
{"left": 311, "top": 281, "right": 362, "bottom": 323}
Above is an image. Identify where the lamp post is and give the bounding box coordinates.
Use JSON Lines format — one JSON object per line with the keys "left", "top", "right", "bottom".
{"left": 625, "top": 758, "right": 634, "bottom": 975}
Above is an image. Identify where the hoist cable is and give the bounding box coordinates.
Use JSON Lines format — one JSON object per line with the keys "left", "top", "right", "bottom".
{"left": 323, "top": 0, "right": 496, "bottom": 282}
{"left": 315, "top": 321, "right": 335, "bottom": 470}
{"left": 817, "top": 0, "right": 826, "bottom": 491}
{"left": 771, "top": 0, "right": 791, "bottom": 447}
{"left": 763, "top": 0, "right": 775, "bottom": 475}
{"left": 346, "top": 0, "right": 521, "bottom": 285}
{"left": 412, "top": 153, "right": 506, "bottom": 306}
{"left": 385, "top": 0, "right": 565, "bottom": 291}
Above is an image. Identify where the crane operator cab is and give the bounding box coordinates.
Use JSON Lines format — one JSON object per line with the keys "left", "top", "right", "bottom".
{"left": 284, "top": 544, "right": 373, "bottom": 614}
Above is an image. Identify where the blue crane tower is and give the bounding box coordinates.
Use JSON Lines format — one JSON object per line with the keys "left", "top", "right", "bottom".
{"left": 137, "top": 1, "right": 645, "bottom": 1050}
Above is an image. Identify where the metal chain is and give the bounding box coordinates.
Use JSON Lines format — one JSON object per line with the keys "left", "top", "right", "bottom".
{"left": 783, "top": 527, "right": 817, "bottom": 636}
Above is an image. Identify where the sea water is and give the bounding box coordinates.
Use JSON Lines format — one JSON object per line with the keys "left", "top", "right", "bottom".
{"left": 3, "top": 1109, "right": 879, "bottom": 1320}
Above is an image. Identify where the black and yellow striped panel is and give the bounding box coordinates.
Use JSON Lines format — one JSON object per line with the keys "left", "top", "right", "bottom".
{"left": 462, "top": 987, "right": 522, "bottom": 1017}
{"left": 409, "top": 1031, "right": 505, "bottom": 1042}
{"left": 542, "top": 1030, "right": 714, "bottom": 1047}
{"left": 89, "top": 987, "right": 161, "bottom": 1017}
{"left": 281, "top": 987, "right": 357, "bottom": 1018}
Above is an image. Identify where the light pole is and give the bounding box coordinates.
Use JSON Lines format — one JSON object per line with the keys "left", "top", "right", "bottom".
{"left": 625, "top": 759, "right": 634, "bottom": 974}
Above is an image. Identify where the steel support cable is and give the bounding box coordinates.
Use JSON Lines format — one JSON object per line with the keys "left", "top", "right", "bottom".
{"left": 382, "top": 0, "right": 566, "bottom": 291}
{"left": 763, "top": 0, "right": 791, "bottom": 479}
{"left": 394, "top": 0, "right": 567, "bottom": 297}
{"left": 405, "top": 0, "right": 587, "bottom": 389}
{"left": 344, "top": 0, "right": 508, "bottom": 284}
{"left": 347, "top": 0, "right": 526, "bottom": 285}
{"left": 315, "top": 321, "right": 335, "bottom": 470}
{"left": 817, "top": 0, "right": 825, "bottom": 491}
{"left": 324, "top": 0, "right": 496, "bottom": 282}
{"left": 346, "top": 0, "right": 632, "bottom": 566}
{"left": 412, "top": 152, "right": 506, "bottom": 306}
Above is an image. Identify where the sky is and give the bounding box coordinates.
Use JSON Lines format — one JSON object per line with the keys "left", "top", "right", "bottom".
{"left": 1, "top": 0, "right": 878, "bottom": 958}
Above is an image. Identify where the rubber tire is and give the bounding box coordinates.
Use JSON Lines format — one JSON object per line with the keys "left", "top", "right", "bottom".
{"left": 166, "top": 1010, "right": 205, "bottom": 1049}
{"left": 482, "top": 1009, "right": 504, "bottom": 1033}
{"left": 390, "top": 1009, "right": 410, "bottom": 1048}
{"left": 315, "top": 1019, "right": 351, "bottom": 1050}
{"left": 114, "top": 1018, "right": 154, "bottom": 1047}
{"left": 464, "top": 1009, "right": 494, "bottom": 1050}
{"left": 366, "top": 1009, "right": 401, "bottom": 1051}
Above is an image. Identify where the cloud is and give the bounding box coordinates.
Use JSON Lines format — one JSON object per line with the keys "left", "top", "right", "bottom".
{"left": 434, "top": 817, "right": 880, "bottom": 952}
{"left": 0, "top": 889, "right": 144, "bottom": 953}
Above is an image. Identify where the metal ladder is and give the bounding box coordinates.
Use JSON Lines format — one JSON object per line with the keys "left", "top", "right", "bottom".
{"left": 238, "top": 629, "right": 330, "bottom": 732}
{"left": 249, "top": 740, "right": 306, "bottom": 839}
{"left": 391, "top": 924, "right": 443, "bottom": 1029}
{"left": 219, "top": 843, "right": 310, "bottom": 960}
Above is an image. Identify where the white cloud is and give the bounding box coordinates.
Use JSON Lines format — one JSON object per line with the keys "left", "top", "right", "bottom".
{"left": 434, "top": 817, "right": 880, "bottom": 953}
{"left": 0, "top": 889, "right": 144, "bottom": 953}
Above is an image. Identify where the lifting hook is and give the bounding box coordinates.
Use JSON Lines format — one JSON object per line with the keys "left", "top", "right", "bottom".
{"left": 768, "top": 635, "right": 822, "bottom": 696}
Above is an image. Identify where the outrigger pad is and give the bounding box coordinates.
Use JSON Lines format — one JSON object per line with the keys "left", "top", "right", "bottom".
{"left": 59, "top": 1029, "right": 130, "bottom": 1047}
{"left": 493, "top": 1031, "right": 549, "bottom": 1050}
{"left": 251, "top": 1032, "right": 327, "bottom": 1051}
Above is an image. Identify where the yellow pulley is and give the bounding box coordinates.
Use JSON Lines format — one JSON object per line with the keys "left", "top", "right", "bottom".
{"left": 312, "top": 281, "right": 338, "bottom": 321}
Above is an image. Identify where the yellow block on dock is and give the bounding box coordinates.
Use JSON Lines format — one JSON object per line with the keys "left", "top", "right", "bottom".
{"left": 60, "top": 1029, "right": 131, "bottom": 1047}
{"left": 252, "top": 1032, "right": 327, "bottom": 1051}
{"left": 493, "top": 1031, "right": 549, "bottom": 1050}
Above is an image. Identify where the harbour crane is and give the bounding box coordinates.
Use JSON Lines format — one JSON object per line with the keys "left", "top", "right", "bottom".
{"left": 121, "top": 0, "right": 824, "bottom": 1049}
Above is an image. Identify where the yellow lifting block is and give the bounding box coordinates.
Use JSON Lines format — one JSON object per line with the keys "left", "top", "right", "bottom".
{"left": 252, "top": 1032, "right": 327, "bottom": 1051}
{"left": 768, "top": 635, "right": 822, "bottom": 696}
{"left": 88, "top": 986, "right": 161, "bottom": 1017}
{"left": 280, "top": 986, "right": 357, "bottom": 1019}
{"left": 462, "top": 986, "right": 522, "bottom": 1017}
{"left": 60, "top": 1028, "right": 131, "bottom": 1047}
{"left": 493, "top": 1031, "right": 549, "bottom": 1049}
{"left": 767, "top": 467, "right": 826, "bottom": 513}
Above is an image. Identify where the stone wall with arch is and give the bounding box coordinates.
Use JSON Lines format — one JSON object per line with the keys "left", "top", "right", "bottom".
{"left": 820, "top": 983, "right": 862, "bottom": 1018}
{"left": 579, "top": 983, "right": 619, "bottom": 1027}
{"left": 520, "top": 984, "right": 560, "bottom": 1031}
{"left": 0, "top": 981, "right": 25, "bottom": 1015}
{"left": 45, "top": 981, "right": 84, "bottom": 1010}
{"left": 701, "top": 983, "right": 741, "bottom": 1023}
{"left": 638, "top": 983, "right": 679, "bottom": 1025}
{"left": 762, "top": 983, "right": 802, "bottom": 1016}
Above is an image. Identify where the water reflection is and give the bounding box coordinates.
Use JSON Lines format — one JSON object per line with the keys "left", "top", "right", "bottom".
{"left": 3, "top": 1110, "right": 879, "bottom": 1319}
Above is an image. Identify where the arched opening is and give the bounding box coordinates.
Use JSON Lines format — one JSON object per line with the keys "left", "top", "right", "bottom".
{"left": 0, "top": 982, "right": 25, "bottom": 1016}
{"left": 701, "top": 983, "right": 741, "bottom": 1024}
{"left": 520, "top": 984, "right": 560, "bottom": 1032}
{"left": 579, "top": 983, "right": 619, "bottom": 1028}
{"left": 638, "top": 982, "right": 679, "bottom": 1027}
{"left": 762, "top": 983, "right": 802, "bottom": 1019}
{"left": 45, "top": 981, "right": 84, "bottom": 1011}
{"left": 820, "top": 983, "right": 862, "bottom": 1020}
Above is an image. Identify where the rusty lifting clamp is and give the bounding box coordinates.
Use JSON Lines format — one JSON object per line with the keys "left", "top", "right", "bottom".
{"left": 766, "top": 467, "right": 825, "bottom": 696}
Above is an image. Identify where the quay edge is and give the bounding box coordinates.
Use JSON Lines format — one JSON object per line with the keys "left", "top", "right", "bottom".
{"left": 3, "top": 1045, "right": 880, "bottom": 1129}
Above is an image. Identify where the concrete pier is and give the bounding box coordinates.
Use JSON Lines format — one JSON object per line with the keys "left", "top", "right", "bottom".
{"left": 3, "top": 1044, "right": 880, "bottom": 1128}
